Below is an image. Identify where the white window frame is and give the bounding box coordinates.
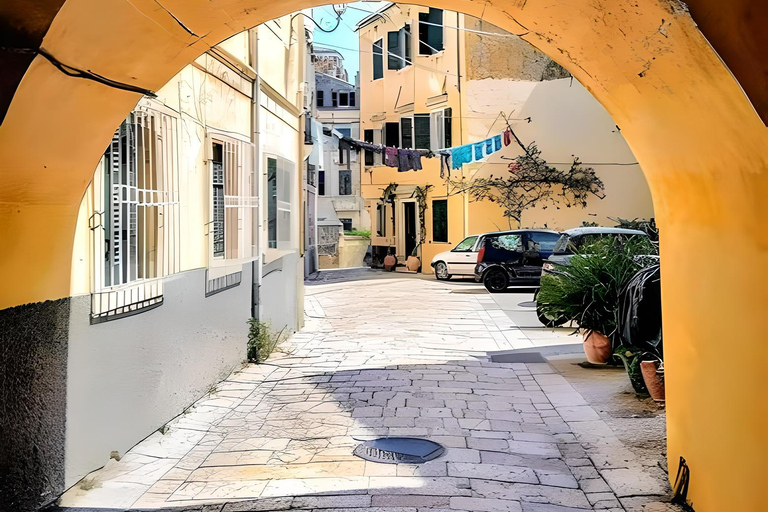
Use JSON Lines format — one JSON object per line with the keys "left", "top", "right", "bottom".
{"left": 89, "top": 106, "right": 181, "bottom": 321}
{"left": 207, "top": 132, "right": 257, "bottom": 265}
{"left": 430, "top": 109, "right": 445, "bottom": 152}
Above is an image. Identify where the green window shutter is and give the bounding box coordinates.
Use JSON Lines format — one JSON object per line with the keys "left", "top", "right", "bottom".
{"left": 414, "top": 114, "right": 431, "bottom": 150}
{"left": 443, "top": 107, "right": 452, "bottom": 148}
{"left": 388, "top": 31, "right": 401, "bottom": 70}
{"left": 401, "top": 118, "right": 413, "bottom": 148}
{"left": 402, "top": 24, "right": 411, "bottom": 66}
{"left": 432, "top": 199, "right": 448, "bottom": 242}
{"left": 428, "top": 9, "right": 444, "bottom": 52}
{"left": 418, "top": 13, "right": 430, "bottom": 54}
{"left": 373, "top": 39, "right": 383, "bottom": 80}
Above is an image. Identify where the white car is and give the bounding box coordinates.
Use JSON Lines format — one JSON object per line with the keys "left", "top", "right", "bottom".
{"left": 430, "top": 234, "right": 484, "bottom": 280}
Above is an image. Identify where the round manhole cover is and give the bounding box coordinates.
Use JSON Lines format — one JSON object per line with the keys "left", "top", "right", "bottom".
{"left": 353, "top": 437, "right": 445, "bottom": 464}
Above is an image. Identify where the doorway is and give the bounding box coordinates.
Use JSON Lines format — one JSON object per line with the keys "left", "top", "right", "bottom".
{"left": 404, "top": 202, "right": 417, "bottom": 258}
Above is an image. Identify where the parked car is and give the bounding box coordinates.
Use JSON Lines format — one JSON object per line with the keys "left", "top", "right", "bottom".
{"left": 474, "top": 229, "right": 561, "bottom": 292}
{"left": 543, "top": 227, "right": 648, "bottom": 269}
{"left": 430, "top": 234, "right": 484, "bottom": 280}
{"left": 536, "top": 227, "right": 652, "bottom": 326}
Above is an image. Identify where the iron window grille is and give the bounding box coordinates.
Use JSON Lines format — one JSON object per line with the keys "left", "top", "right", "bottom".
{"left": 89, "top": 108, "right": 180, "bottom": 322}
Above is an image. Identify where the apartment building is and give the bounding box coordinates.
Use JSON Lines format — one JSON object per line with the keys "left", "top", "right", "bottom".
{"left": 356, "top": 4, "right": 654, "bottom": 270}
{"left": 63, "top": 17, "right": 312, "bottom": 489}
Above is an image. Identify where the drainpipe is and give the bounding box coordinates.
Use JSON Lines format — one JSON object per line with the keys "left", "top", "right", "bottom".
{"left": 457, "top": 11, "right": 468, "bottom": 239}
{"left": 249, "top": 27, "right": 262, "bottom": 321}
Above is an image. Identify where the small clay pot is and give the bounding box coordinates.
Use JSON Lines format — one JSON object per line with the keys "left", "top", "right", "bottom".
{"left": 582, "top": 330, "right": 612, "bottom": 364}
{"left": 406, "top": 255, "right": 420, "bottom": 272}
{"left": 383, "top": 254, "right": 397, "bottom": 271}
{"left": 640, "top": 360, "right": 665, "bottom": 403}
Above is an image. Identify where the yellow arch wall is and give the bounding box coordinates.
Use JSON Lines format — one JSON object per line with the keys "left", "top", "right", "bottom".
{"left": 1, "top": 0, "right": 767, "bottom": 510}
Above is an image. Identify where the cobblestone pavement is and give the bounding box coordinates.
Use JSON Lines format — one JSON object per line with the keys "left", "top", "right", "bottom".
{"left": 57, "top": 275, "right": 677, "bottom": 511}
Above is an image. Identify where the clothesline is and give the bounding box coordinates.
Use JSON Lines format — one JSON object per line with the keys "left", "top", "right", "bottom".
{"left": 340, "top": 126, "right": 517, "bottom": 176}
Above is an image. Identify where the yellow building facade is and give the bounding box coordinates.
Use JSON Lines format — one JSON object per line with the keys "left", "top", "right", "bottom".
{"left": 357, "top": 5, "right": 654, "bottom": 270}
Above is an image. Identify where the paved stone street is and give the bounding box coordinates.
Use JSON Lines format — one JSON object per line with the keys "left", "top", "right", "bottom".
{"left": 57, "top": 273, "right": 677, "bottom": 511}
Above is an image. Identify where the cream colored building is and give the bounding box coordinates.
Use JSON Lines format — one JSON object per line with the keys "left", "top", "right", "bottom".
{"left": 356, "top": 4, "right": 654, "bottom": 270}
{"left": 64, "top": 16, "right": 312, "bottom": 487}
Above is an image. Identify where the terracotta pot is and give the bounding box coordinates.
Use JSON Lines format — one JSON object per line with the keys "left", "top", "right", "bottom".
{"left": 640, "top": 360, "right": 665, "bottom": 403}
{"left": 582, "top": 330, "right": 612, "bottom": 364}
{"left": 383, "top": 254, "right": 397, "bottom": 271}
{"left": 406, "top": 255, "right": 420, "bottom": 272}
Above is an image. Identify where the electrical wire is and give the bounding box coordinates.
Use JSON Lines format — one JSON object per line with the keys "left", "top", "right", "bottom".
{"left": 35, "top": 47, "right": 157, "bottom": 97}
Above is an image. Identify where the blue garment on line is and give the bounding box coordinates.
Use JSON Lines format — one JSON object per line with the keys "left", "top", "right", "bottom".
{"left": 485, "top": 138, "right": 494, "bottom": 155}
{"left": 493, "top": 134, "right": 502, "bottom": 152}
{"left": 451, "top": 144, "right": 473, "bottom": 170}
{"left": 473, "top": 142, "right": 485, "bottom": 160}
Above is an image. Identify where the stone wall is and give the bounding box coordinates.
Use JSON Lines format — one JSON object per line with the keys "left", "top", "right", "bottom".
{"left": 0, "top": 299, "right": 70, "bottom": 510}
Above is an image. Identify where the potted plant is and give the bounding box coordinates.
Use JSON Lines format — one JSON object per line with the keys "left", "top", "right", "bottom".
{"left": 617, "top": 264, "right": 664, "bottom": 400}
{"left": 537, "top": 236, "right": 658, "bottom": 365}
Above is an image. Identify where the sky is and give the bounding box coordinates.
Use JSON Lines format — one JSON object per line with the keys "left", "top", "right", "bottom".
{"left": 311, "top": 2, "right": 389, "bottom": 83}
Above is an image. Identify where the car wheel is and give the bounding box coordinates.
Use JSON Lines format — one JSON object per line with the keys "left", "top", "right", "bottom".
{"left": 434, "top": 261, "right": 451, "bottom": 280}
{"left": 483, "top": 269, "right": 509, "bottom": 293}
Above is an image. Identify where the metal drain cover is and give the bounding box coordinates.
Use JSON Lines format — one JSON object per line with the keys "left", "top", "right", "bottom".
{"left": 353, "top": 437, "right": 445, "bottom": 464}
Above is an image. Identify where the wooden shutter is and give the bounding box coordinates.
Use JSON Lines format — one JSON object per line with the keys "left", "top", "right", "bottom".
{"left": 373, "top": 39, "right": 383, "bottom": 80}
{"left": 401, "top": 118, "right": 413, "bottom": 148}
{"left": 388, "top": 31, "right": 401, "bottom": 70}
{"left": 364, "top": 129, "right": 374, "bottom": 165}
{"left": 444, "top": 107, "right": 452, "bottom": 148}
{"left": 414, "top": 114, "right": 430, "bottom": 149}
{"left": 428, "top": 9, "right": 444, "bottom": 52}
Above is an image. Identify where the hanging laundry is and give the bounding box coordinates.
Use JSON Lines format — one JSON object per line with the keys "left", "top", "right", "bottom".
{"left": 409, "top": 150, "right": 423, "bottom": 171}
{"left": 503, "top": 129, "right": 512, "bottom": 147}
{"left": 451, "top": 144, "right": 473, "bottom": 170}
{"left": 485, "top": 138, "right": 494, "bottom": 155}
{"left": 493, "top": 134, "right": 502, "bottom": 152}
{"left": 384, "top": 147, "right": 399, "bottom": 167}
{"left": 397, "top": 149, "right": 412, "bottom": 172}
{"left": 439, "top": 152, "right": 451, "bottom": 179}
{"left": 473, "top": 142, "right": 485, "bottom": 161}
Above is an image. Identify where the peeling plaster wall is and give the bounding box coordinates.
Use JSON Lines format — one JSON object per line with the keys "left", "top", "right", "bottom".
{"left": 0, "top": 299, "right": 69, "bottom": 510}
{"left": 464, "top": 19, "right": 570, "bottom": 82}
{"left": 64, "top": 266, "right": 250, "bottom": 487}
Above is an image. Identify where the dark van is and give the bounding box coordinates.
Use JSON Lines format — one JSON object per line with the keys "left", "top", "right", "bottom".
{"left": 474, "top": 229, "right": 561, "bottom": 293}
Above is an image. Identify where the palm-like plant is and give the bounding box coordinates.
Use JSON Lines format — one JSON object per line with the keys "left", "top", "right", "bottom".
{"left": 537, "top": 236, "right": 658, "bottom": 339}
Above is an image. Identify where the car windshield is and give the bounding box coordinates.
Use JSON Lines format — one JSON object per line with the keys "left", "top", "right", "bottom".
{"left": 553, "top": 234, "right": 571, "bottom": 254}
{"left": 453, "top": 236, "right": 478, "bottom": 252}
{"left": 554, "top": 232, "right": 650, "bottom": 255}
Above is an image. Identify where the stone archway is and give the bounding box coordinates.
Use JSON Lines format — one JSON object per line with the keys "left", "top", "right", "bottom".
{"left": 0, "top": 1, "right": 766, "bottom": 510}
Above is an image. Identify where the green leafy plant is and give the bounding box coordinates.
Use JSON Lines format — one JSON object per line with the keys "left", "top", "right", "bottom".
{"left": 344, "top": 229, "right": 371, "bottom": 238}
{"left": 247, "top": 319, "right": 286, "bottom": 363}
{"left": 537, "top": 236, "right": 658, "bottom": 395}
{"left": 447, "top": 132, "right": 605, "bottom": 228}
{"left": 537, "top": 236, "right": 657, "bottom": 337}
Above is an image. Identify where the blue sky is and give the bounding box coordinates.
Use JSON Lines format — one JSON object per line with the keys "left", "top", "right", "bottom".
{"left": 311, "top": 2, "right": 389, "bottom": 83}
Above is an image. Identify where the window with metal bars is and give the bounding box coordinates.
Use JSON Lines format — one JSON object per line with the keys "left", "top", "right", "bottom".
{"left": 210, "top": 136, "right": 256, "bottom": 260}
{"left": 267, "top": 155, "right": 294, "bottom": 249}
{"left": 89, "top": 108, "right": 180, "bottom": 321}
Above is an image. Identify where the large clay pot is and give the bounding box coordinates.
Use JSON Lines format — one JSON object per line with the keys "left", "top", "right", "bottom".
{"left": 406, "top": 255, "right": 420, "bottom": 272}
{"left": 383, "top": 254, "right": 397, "bottom": 271}
{"left": 640, "top": 360, "right": 666, "bottom": 403}
{"left": 582, "top": 330, "right": 612, "bottom": 364}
